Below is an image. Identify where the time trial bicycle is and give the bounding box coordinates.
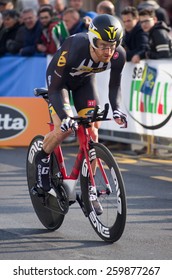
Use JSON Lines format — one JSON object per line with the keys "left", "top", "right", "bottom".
{"left": 26, "top": 88, "right": 127, "bottom": 243}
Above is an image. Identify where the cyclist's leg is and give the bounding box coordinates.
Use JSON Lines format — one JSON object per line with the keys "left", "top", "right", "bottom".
{"left": 72, "top": 75, "right": 101, "bottom": 142}
{"left": 72, "top": 76, "right": 103, "bottom": 214}
{"left": 35, "top": 88, "right": 73, "bottom": 191}
{"left": 72, "top": 76, "right": 100, "bottom": 173}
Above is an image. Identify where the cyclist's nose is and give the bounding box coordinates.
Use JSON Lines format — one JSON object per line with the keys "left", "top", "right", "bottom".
{"left": 104, "top": 48, "right": 113, "bottom": 54}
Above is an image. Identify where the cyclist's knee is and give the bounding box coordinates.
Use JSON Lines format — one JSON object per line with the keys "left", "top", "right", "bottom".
{"left": 88, "top": 125, "right": 98, "bottom": 142}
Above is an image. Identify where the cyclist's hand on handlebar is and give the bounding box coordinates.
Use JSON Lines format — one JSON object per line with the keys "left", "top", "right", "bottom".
{"left": 113, "top": 109, "right": 127, "bottom": 128}
{"left": 61, "top": 117, "right": 78, "bottom": 132}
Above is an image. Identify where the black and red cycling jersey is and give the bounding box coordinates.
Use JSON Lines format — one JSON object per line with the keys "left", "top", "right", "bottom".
{"left": 46, "top": 32, "right": 126, "bottom": 120}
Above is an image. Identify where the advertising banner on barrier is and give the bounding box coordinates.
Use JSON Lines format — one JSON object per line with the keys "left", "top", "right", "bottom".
{"left": 96, "top": 60, "right": 172, "bottom": 138}
{"left": 0, "top": 55, "right": 48, "bottom": 146}
{"left": 0, "top": 98, "right": 49, "bottom": 146}
{"left": 0, "top": 55, "right": 47, "bottom": 97}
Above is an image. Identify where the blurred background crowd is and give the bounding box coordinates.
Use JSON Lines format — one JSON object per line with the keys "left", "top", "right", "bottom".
{"left": 0, "top": 0, "right": 171, "bottom": 58}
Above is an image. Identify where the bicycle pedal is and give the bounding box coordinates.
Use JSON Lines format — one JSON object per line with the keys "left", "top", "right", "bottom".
{"left": 31, "top": 186, "right": 45, "bottom": 197}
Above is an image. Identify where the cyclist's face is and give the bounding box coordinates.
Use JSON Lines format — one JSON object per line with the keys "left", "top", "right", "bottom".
{"left": 94, "top": 39, "right": 117, "bottom": 63}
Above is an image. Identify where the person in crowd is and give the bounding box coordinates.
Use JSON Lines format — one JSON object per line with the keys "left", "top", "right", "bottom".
{"left": 0, "top": 9, "right": 23, "bottom": 55}
{"left": 37, "top": 6, "right": 59, "bottom": 55}
{"left": 68, "top": 0, "right": 86, "bottom": 18}
{"left": 19, "top": 8, "right": 42, "bottom": 56}
{"left": 137, "top": 0, "right": 170, "bottom": 26}
{"left": 133, "top": 8, "right": 172, "bottom": 155}
{"left": 82, "top": 10, "right": 97, "bottom": 29}
{"left": 167, "top": 3, "right": 172, "bottom": 27}
{"left": 139, "top": 8, "right": 172, "bottom": 59}
{"left": 53, "top": 0, "right": 67, "bottom": 19}
{"left": 38, "top": 0, "right": 50, "bottom": 5}
{"left": 0, "top": 0, "right": 14, "bottom": 13}
{"left": 34, "top": 14, "right": 127, "bottom": 215}
{"left": 121, "top": 6, "right": 149, "bottom": 63}
{"left": 62, "top": 7, "right": 87, "bottom": 35}
{"left": 17, "top": 0, "right": 39, "bottom": 11}
{"left": 96, "top": 0, "right": 115, "bottom": 16}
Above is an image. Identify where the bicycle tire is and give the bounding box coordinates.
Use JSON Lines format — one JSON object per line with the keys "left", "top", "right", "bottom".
{"left": 26, "top": 135, "right": 65, "bottom": 231}
{"left": 80, "top": 142, "right": 127, "bottom": 243}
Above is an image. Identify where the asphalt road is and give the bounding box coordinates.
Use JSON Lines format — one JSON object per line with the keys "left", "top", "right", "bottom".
{"left": 0, "top": 144, "right": 172, "bottom": 260}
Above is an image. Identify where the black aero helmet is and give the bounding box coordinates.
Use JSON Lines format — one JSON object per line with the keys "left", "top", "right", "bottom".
{"left": 88, "top": 14, "right": 123, "bottom": 48}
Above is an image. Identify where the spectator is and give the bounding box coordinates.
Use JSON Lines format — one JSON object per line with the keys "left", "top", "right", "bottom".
{"left": 139, "top": 8, "right": 172, "bottom": 59}
{"left": 82, "top": 11, "right": 97, "bottom": 29}
{"left": 137, "top": 0, "right": 170, "bottom": 26}
{"left": 37, "top": 6, "right": 59, "bottom": 55}
{"left": 133, "top": 8, "right": 172, "bottom": 154}
{"left": 38, "top": 1, "right": 54, "bottom": 11}
{"left": 68, "top": 0, "right": 87, "bottom": 18}
{"left": 96, "top": 0, "right": 115, "bottom": 16}
{"left": 52, "top": 20, "right": 69, "bottom": 50}
{"left": 62, "top": 7, "right": 87, "bottom": 35}
{"left": 0, "top": 9, "right": 23, "bottom": 56}
{"left": 53, "top": 0, "right": 67, "bottom": 19}
{"left": 121, "top": 6, "right": 149, "bottom": 63}
{"left": 17, "top": 0, "right": 39, "bottom": 11}
{"left": 38, "top": 0, "right": 50, "bottom": 5}
{"left": 0, "top": 0, "right": 14, "bottom": 13}
{"left": 16, "top": 1, "right": 54, "bottom": 13}
{"left": 19, "top": 8, "right": 42, "bottom": 56}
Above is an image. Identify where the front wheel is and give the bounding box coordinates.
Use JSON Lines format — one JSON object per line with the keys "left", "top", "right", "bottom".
{"left": 80, "top": 142, "right": 127, "bottom": 243}
{"left": 26, "top": 135, "right": 65, "bottom": 230}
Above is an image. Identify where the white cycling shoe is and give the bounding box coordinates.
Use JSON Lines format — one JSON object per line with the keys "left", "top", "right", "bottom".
{"left": 89, "top": 186, "right": 103, "bottom": 215}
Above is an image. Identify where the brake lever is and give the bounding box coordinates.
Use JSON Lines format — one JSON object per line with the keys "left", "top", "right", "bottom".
{"left": 91, "top": 105, "right": 101, "bottom": 122}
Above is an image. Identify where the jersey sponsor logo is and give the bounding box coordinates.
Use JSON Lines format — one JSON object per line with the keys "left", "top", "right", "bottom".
{"left": 57, "top": 51, "right": 68, "bottom": 67}
{"left": 70, "top": 59, "right": 111, "bottom": 77}
{"left": 113, "top": 51, "right": 119, "bottom": 59}
{"left": 48, "top": 75, "right": 51, "bottom": 86}
{"left": 87, "top": 100, "right": 96, "bottom": 107}
{"left": 0, "top": 105, "right": 27, "bottom": 140}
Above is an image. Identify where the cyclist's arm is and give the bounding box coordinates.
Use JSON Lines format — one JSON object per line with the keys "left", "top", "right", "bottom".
{"left": 108, "top": 45, "right": 126, "bottom": 112}
{"left": 46, "top": 37, "right": 73, "bottom": 120}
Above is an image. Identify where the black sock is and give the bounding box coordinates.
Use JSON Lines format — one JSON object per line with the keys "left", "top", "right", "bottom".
{"left": 35, "top": 149, "right": 51, "bottom": 191}
{"left": 35, "top": 149, "right": 49, "bottom": 163}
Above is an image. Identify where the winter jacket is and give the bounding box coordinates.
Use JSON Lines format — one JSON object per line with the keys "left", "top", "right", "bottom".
{"left": 39, "top": 21, "right": 59, "bottom": 55}
{"left": 123, "top": 22, "right": 149, "bottom": 61}
{"left": 147, "top": 21, "right": 172, "bottom": 59}
{"left": 0, "top": 22, "right": 23, "bottom": 55}
{"left": 20, "top": 20, "right": 42, "bottom": 56}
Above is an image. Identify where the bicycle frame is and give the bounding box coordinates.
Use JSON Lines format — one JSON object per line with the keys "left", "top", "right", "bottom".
{"left": 49, "top": 121, "right": 108, "bottom": 190}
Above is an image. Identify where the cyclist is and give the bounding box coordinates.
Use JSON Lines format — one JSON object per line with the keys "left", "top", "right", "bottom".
{"left": 35, "top": 14, "right": 127, "bottom": 215}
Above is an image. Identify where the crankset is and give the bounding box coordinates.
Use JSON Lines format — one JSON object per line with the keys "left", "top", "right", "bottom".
{"left": 31, "top": 184, "right": 69, "bottom": 215}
